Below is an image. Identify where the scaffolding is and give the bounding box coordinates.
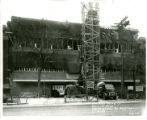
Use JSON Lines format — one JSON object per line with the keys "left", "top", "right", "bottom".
{"left": 81, "top": 2, "right": 100, "bottom": 91}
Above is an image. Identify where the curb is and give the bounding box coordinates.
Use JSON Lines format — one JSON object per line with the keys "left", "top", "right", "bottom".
{"left": 3, "top": 100, "right": 145, "bottom": 108}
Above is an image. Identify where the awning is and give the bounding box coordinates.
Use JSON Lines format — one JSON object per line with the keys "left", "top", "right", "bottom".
{"left": 101, "top": 79, "right": 140, "bottom": 83}
{"left": 13, "top": 79, "right": 78, "bottom": 82}
{"left": 12, "top": 71, "right": 79, "bottom": 82}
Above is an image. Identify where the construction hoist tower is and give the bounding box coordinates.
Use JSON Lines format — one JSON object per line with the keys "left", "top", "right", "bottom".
{"left": 81, "top": 1, "right": 100, "bottom": 92}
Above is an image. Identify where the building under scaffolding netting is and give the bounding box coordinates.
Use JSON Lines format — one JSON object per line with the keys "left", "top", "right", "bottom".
{"left": 3, "top": 15, "right": 145, "bottom": 98}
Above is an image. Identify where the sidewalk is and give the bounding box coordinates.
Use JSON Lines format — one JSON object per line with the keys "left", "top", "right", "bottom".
{"left": 3, "top": 97, "right": 145, "bottom": 108}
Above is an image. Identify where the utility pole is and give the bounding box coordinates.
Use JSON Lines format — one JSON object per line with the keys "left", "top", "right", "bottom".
{"left": 133, "top": 65, "right": 136, "bottom": 99}
{"left": 114, "top": 16, "right": 129, "bottom": 98}
{"left": 133, "top": 43, "right": 136, "bottom": 99}
{"left": 121, "top": 39, "right": 124, "bottom": 98}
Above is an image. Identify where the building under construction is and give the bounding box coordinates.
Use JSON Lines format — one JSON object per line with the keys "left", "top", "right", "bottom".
{"left": 3, "top": 3, "right": 145, "bottom": 98}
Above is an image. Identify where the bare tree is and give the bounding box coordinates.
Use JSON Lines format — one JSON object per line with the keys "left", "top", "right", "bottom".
{"left": 33, "top": 47, "right": 53, "bottom": 98}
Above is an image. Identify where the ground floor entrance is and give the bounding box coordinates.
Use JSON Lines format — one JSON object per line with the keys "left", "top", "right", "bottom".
{"left": 104, "top": 82, "right": 145, "bottom": 99}
{"left": 11, "top": 82, "right": 77, "bottom": 98}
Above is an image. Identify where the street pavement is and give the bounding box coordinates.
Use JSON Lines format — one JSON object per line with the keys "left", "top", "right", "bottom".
{"left": 3, "top": 98, "right": 146, "bottom": 116}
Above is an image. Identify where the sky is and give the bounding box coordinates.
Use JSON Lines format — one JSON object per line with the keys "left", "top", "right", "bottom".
{"left": 1, "top": 0, "right": 147, "bottom": 38}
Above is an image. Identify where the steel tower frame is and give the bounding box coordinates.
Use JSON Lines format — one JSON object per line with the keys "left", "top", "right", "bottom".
{"left": 81, "top": 2, "right": 100, "bottom": 90}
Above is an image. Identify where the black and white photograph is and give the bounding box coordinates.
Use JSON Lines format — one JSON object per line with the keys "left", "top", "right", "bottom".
{"left": 1, "top": 0, "right": 146, "bottom": 117}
